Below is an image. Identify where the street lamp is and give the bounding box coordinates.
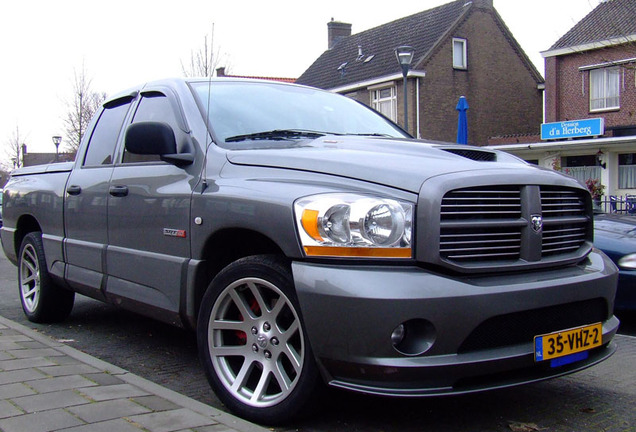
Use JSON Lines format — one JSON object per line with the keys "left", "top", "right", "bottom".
{"left": 52, "top": 136, "right": 62, "bottom": 162}
{"left": 395, "top": 45, "right": 415, "bottom": 132}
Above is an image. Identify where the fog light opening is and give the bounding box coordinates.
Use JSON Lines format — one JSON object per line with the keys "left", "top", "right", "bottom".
{"left": 391, "top": 319, "right": 436, "bottom": 356}
{"left": 391, "top": 324, "right": 406, "bottom": 346}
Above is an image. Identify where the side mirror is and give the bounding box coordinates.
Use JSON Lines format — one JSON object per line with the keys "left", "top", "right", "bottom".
{"left": 125, "top": 122, "right": 177, "bottom": 155}
{"left": 125, "top": 122, "right": 194, "bottom": 166}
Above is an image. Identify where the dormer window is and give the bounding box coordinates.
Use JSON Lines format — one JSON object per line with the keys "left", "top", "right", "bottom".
{"left": 453, "top": 38, "right": 467, "bottom": 69}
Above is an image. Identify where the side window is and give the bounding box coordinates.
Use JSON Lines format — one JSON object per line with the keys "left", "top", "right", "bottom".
{"left": 452, "top": 38, "right": 467, "bottom": 70}
{"left": 83, "top": 101, "right": 131, "bottom": 166}
{"left": 123, "top": 93, "right": 179, "bottom": 164}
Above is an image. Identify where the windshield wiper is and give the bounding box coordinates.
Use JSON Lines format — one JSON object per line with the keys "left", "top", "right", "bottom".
{"left": 225, "top": 129, "right": 326, "bottom": 143}
{"left": 345, "top": 133, "right": 394, "bottom": 137}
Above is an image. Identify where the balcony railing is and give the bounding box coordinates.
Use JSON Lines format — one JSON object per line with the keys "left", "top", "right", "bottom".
{"left": 596, "top": 195, "right": 636, "bottom": 214}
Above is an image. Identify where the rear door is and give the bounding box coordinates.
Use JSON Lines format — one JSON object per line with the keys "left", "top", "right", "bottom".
{"left": 105, "top": 89, "right": 196, "bottom": 320}
{"left": 64, "top": 96, "right": 135, "bottom": 298}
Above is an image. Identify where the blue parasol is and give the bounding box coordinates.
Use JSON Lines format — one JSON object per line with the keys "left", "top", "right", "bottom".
{"left": 456, "top": 96, "right": 469, "bottom": 144}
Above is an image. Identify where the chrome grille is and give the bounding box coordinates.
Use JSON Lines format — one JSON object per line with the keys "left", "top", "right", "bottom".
{"left": 441, "top": 187, "right": 521, "bottom": 220}
{"left": 541, "top": 187, "right": 588, "bottom": 257}
{"left": 440, "top": 186, "right": 523, "bottom": 262}
{"left": 439, "top": 185, "right": 590, "bottom": 266}
{"left": 541, "top": 188, "right": 586, "bottom": 217}
{"left": 440, "top": 227, "right": 521, "bottom": 260}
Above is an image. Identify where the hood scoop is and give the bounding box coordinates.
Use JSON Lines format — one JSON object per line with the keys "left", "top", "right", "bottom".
{"left": 441, "top": 148, "right": 497, "bottom": 162}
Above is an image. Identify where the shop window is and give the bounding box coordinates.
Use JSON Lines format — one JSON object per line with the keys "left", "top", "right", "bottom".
{"left": 590, "top": 67, "right": 620, "bottom": 111}
{"left": 562, "top": 155, "right": 601, "bottom": 185}
{"left": 619, "top": 153, "right": 636, "bottom": 188}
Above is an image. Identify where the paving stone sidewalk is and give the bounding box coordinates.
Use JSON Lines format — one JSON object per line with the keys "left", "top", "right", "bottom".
{"left": 0, "top": 315, "right": 269, "bottom": 432}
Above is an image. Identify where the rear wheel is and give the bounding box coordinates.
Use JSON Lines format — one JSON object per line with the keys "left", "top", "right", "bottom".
{"left": 197, "top": 255, "right": 319, "bottom": 425}
{"left": 18, "top": 232, "right": 74, "bottom": 323}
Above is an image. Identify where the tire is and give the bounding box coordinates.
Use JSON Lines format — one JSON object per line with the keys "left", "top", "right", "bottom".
{"left": 197, "top": 255, "right": 320, "bottom": 425}
{"left": 18, "top": 232, "right": 75, "bottom": 323}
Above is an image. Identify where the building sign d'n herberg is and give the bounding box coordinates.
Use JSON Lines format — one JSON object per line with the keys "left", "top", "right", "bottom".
{"left": 541, "top": 118, "right": 604, "bottom": 140}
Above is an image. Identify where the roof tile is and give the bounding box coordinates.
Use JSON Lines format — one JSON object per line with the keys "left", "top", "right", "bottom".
{"left": 550, "top": 0, "right": 636, "bottom": 50}
{"left": 296, "top": 0, "right": 470, "bottom": 89}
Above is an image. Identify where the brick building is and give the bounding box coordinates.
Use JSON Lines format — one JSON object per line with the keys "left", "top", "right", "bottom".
{"left": 296, "top": 0, "right": 544, "bottom": 146}
{"left": 490, "top": 0, "right": 636, "bottom": 200}
{"left": 22, "top": 152, "right": 75, "bottom": 167}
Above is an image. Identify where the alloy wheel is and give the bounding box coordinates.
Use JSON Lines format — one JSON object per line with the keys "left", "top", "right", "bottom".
{"left": 19, "top": 243, "right": 41, "bottom": 313}
{"left": 207, "top": 277, "right": 305, "bottom": 408}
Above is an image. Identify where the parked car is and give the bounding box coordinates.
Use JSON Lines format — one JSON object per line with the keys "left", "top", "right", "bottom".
{"left": 594, "top": 213, "right": 636, "bottom": 310}
{"left": 0, "top": 78, "right": 620, "bottom": 424}
{"left": 0, "top": 188, "right": 3, "bottom": 228}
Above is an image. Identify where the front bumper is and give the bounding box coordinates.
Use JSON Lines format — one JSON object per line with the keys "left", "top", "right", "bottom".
{"left": 292, "top": 251, "right": 619, "bottom": 396}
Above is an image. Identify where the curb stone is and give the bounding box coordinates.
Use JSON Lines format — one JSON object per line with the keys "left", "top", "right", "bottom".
{"left": 0, "top": 314, "right": 270, "bottom": 432}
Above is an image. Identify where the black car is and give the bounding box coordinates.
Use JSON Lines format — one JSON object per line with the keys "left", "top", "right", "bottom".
{"left": 594, "top": 213, "right": 636, "bottom": 310}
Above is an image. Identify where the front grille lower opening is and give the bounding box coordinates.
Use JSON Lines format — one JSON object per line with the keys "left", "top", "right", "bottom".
{"left": 458, "top": 298, "right": 608, "bottom": 354}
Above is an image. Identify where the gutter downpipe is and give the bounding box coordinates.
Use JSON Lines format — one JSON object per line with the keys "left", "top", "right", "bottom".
{"left": 416, "top": 77, "right": 421, "bottom": 139}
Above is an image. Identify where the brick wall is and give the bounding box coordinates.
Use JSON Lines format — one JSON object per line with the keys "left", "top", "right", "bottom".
{"left": 418, "top": 7, "right": 543, "bottom": 145}
{"left": 545, "top": 44, "right": 636, "bottom": 129}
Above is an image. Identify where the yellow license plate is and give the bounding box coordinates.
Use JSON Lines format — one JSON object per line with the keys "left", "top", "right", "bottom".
{"left": 534, "top": 323, "right": 602, "bottom": 362}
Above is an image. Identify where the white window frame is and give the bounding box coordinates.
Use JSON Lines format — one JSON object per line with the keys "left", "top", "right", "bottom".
{"left": 452, "top": 38, "right": 467, "bottom": 69}
{"left": 370, "top": 85, "right": 397, "bottom": 122}
{"left": 619, "top": 153, "right": 636, "bottom": 189}
{"left": 590, "top": 66, "right": 620, "bottom": 111}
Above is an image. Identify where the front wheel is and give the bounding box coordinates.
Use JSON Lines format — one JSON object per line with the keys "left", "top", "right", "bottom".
{"left": 18, "top": 232, "right": 75, "bottom": 323}
{"left": 197, "top": 255, "right": 319, "bottom": 425}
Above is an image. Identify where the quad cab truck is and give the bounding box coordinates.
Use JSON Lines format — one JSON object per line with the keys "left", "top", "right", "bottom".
{"left": 0, "top": 78, "right": 620, "bottom": 424}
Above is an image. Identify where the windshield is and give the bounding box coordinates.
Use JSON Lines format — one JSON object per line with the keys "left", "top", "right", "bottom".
{"left": 190, "top": 81, "right": 408, "bottom": 148}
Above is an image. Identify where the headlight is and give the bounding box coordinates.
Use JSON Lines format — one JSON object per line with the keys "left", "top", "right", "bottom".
{"left": 618, "top": 253, "right": 636, "bottom": 269}
{"left": 294, "top": 193, "right": 413, "bottom": 258}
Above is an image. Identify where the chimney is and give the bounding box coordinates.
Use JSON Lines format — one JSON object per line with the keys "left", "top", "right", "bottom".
{"left": 216, "top": 67, "right": 226, "bottom": 77}
{"left": 327, "top": 19, "right": 351, "bottom": 50}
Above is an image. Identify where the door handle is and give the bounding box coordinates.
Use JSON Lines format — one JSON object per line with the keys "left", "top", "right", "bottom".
{"left": 66, "top": 185, "right": 82, "bottom": 196}
{"left": 109, "top": 185, "right": 129, "bottom": 197}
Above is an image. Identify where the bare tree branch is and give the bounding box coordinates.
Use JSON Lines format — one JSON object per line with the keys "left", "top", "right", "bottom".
{"left": 63, "top": 63, "right": 106, "bottom": 155}
{"left": 2, "top": 125, "right": 26, "bottom": 170}
{"left": 181, "top": 24, "right": 228, "bottom": 77}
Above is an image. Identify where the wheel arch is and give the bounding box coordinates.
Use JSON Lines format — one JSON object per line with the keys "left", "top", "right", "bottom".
{"left": 14, "top": 214, "right": 42, "bottom": 257}
{"left": 187, "top": 227, "right": 288, "bottom": 329}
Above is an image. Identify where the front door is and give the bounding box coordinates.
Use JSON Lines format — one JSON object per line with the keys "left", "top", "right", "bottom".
{"left": 106, "top": 90, "right": 195, "bottom": 321}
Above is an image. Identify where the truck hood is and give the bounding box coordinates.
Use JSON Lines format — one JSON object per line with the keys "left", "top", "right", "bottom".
{"left": 225, "top": 136, "right": 542, "bottom": 193}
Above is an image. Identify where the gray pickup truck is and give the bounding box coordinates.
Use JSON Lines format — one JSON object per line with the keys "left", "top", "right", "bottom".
{"left": 0, "top": 78, "right": 620, "bottom": 424}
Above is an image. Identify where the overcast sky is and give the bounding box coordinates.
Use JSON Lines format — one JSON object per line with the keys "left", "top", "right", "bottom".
{"left": 0, "top": 0, "right": 599, "bottom": 160}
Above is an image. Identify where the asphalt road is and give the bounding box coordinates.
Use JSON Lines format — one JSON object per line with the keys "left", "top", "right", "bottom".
{"left": 0, "top": 252, "right": 635, "bottom": 432}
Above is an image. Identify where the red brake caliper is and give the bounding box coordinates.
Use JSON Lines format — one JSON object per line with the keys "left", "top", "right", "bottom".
{"left": 236, "top": 297, "right": 261, "bottom": 345}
